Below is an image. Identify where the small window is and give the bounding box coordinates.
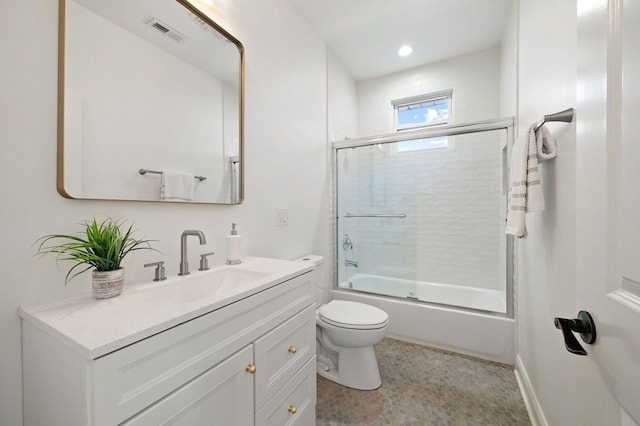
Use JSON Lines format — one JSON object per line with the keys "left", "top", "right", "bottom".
{"left": 392, "top": 90, "right": 453, "bottom": 152}
{"left": 392, "top": 89, "right": 452, "bottom": 131}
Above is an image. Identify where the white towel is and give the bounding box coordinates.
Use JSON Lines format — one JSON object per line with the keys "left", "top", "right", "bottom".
{"left": 160, "top": 170, "right": 195, "bottom": 202}
{"left": 506, "top": 124, "right": 557, "bottom": 238}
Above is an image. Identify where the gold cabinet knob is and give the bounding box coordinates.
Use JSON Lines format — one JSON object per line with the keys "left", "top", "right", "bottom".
{"left": 288, "top": 405, "right": 297, "bottom": 414}
{"left": 245, "top": 364, "right": 256, "bottom": 374}
{"left": 288, "top": 345, "right": 297, "bottom": 354}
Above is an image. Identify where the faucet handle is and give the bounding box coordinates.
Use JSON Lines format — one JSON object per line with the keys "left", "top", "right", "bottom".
{"left": 199, "top": 252, "right": 216, "bottom": 271}
{"left": 144, "top": 261, "right": 167, "bottom": 281}
{"left": 343, "top": 234, "right": 353, "bottom": 250}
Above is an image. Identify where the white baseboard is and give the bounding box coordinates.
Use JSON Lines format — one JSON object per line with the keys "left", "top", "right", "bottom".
{"left": 514, "top": 354, "right": 547, "bottom": 426}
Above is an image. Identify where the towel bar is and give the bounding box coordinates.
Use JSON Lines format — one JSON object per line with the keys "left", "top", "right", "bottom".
{"left": 534, "top": 108, "right": 574, "bottom": 132}
{"left": 139, "top": 169, "right": 207, "bottom": 181}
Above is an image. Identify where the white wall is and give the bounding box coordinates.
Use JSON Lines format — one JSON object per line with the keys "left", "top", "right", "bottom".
{"left": 327, "top": 51, "right": 358, "bottom": 142}
{"left": 515, "top": 1, "right": 578, "bottom": 425}
{"left": 0, "top": 0, "right": 328, "bottom": 424}
{"left": 499, "top": 0, "right": 518, "bottom": 118}
{"left": 357, "top": 47, "right": 501, "bottom": 137}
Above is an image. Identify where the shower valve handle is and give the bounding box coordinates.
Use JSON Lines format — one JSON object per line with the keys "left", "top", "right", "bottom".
{"left": 553, "top": 311, "right": 596, "bottom": 356}
{"left": 342, "top": 234, "right": 353, "bottom": 250}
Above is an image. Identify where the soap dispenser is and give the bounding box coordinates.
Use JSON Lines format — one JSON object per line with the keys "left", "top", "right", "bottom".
{"left": 225, "top": 223, "right": 242, "bottom": 265}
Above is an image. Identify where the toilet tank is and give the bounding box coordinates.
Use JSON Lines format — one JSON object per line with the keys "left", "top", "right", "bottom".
{"left": 295, "top": 255, "right": 326, "bottom": 304}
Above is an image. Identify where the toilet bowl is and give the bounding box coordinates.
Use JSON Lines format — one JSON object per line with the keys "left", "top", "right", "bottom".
{"left": 294, "top": 255, "right": 389, "bottom": 390}
{"left": 316, "top": 300, "right": 389, "bottom": 390}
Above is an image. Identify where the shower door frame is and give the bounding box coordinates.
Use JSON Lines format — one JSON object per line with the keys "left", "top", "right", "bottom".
{"left": 332, "top": 117, "right": 515, "bottom": 319}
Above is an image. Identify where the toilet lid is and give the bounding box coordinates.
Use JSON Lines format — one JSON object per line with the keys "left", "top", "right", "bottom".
{"left": 319, "top": 300, "right": 388, "bottom": 329}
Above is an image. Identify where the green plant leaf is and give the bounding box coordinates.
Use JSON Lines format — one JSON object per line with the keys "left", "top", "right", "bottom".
{"left": 35, "top": 217, "right": 158, "bottom": 285}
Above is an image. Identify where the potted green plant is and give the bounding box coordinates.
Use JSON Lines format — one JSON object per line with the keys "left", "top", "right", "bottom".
{"left": 36, "top": 217, "right": 156, "bottom": 299}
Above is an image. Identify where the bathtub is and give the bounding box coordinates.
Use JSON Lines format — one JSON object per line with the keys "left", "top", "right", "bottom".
{"left": 333, "top": 273, "right": 515, "bottom": 364}
{"left": 339, "top": 273, "right": 506, "bottom": 313}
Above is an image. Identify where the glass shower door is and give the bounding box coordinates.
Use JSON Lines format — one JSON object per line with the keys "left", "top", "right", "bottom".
{"left": 336, "top": 142, "right": 419, "bottom": 299}
{"left": 334, "top": 123, "right": 511, "bottom": 315}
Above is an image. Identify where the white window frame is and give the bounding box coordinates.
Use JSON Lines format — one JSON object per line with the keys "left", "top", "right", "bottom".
{"left": 391, "top": 89, "right": 454, "bottom": 153}
{"left": 392, "top": 89, "right": 453, "bottom": 132}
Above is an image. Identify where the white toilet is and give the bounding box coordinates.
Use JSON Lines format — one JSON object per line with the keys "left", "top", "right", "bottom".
{"left": 297, "top": 255, "right": 389, "bottom": 390}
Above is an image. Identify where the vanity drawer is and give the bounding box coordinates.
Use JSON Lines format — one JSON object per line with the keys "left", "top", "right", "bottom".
{"left": 255, "top": 356, "right": 316, "bottom": 426}
{"left": 93, "top": 273, "right": 312, "bottom": 426}
{"left": 254, "top": 304, "right": 316, "bottom": 409}
{"left": 121, "top": 345, "right": 254, "bottom": 426}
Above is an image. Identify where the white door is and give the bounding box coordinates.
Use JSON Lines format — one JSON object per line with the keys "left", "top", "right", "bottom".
{"left": 576, "top": 0, "right": 640, "bottom": 423}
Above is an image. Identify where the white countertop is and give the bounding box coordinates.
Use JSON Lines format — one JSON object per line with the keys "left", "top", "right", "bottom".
{"left": 19, "top": 257, "right": 313, "bottom": 359}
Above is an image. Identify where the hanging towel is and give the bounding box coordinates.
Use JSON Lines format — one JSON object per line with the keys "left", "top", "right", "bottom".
{"left": 160, "top": 170, "right": 195, "bottom": 202}
{"left": 506, "top": 124, "right": 557, "bottom": 238}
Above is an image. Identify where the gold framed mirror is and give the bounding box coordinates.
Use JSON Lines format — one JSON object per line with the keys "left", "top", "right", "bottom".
{"left": 57, "top": 0, "right": 244, "bottom": 204}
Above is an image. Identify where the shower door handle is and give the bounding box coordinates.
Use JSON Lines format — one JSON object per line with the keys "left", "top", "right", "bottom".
{"left": 343, "top": 213, "right": 406, "bottom": 218}
{"left": 553, "top": 311, "right": 597, "bottom": 356}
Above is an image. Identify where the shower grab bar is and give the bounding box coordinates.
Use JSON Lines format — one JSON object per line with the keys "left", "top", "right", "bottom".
{"left": 139, "top": 168, "right": 207, "bottom": 181}
{"left": 343, "top": 213, "right": 407, "bottom": 218}
{"left": 533, "top": 108, "right": 574, "bottom": 132}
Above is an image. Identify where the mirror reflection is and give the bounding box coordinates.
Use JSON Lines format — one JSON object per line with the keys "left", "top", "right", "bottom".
{"left": 59, "top": 0, "right": 244, "bottom": 204}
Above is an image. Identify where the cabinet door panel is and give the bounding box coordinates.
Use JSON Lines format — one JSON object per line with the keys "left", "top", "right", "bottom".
{"left": 255, "top": 356, "right": 316, "bottom": 426}
{"left": 254, "top": 305, "right": 316, "bottom": 409}
{"left": 122, "top": 345, "right": 253, "bottom": 426}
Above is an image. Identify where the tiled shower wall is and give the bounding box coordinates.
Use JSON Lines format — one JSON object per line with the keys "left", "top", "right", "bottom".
{"left": 337, "top": 46, "right": 507, "bottom": 293}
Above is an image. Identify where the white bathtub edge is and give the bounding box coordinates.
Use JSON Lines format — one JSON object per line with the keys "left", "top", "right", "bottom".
{"left": 332, "top": 289, "right": 515, "bottom": 364}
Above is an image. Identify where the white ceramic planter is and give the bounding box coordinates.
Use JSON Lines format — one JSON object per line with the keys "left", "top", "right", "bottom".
{"left": 92, "top": 268, "right": 124, "bottom": 299}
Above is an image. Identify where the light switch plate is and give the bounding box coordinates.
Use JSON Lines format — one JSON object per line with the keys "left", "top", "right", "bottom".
{"left": 276, "top": 207, "right": 288, "bottom": 226}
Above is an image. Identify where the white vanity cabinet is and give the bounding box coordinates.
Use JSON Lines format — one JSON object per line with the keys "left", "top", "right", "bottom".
{"left": 20, "top": 258, "right": 317, "bottom": 426}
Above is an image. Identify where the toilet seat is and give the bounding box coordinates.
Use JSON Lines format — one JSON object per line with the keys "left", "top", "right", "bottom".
{"left": 319, "top": 300, "right": 388, "bottom": 330}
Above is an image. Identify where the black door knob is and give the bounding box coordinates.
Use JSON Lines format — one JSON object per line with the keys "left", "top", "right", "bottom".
{"left": 554, "top": 310, "right": 597, "bottom": 356}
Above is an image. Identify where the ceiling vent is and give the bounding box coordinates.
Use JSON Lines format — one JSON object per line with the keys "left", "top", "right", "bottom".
{"left": 146, "top": 18, "right": 186, "bottom": 43}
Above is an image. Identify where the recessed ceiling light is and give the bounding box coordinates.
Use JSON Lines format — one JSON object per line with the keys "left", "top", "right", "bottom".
{"left": 398, "top": 46, "right": 413, "bottom": 57}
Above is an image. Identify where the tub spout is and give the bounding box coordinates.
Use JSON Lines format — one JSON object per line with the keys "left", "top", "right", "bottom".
{"left": 345, "top": 260, "right": 358, "bottom": 268}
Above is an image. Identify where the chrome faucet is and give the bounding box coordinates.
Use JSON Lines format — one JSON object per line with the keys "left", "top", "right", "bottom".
{"left": 179, "top": 230, "right": 207, "bottom": 276}
{"left": 345, "top": 260, "right": 358, "bottom": 268}
{"left": 342, "top": 234, "right": 353, "bottom": 250}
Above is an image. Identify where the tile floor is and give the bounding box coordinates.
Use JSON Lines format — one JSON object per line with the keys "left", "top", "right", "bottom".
{"left": 316, "top": 338, "right": 531, "bottom": 426}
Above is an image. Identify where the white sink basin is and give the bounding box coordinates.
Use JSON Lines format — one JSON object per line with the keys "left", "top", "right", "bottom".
{"left": 154, "top": 267, "right": 270, "bottom": 303}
